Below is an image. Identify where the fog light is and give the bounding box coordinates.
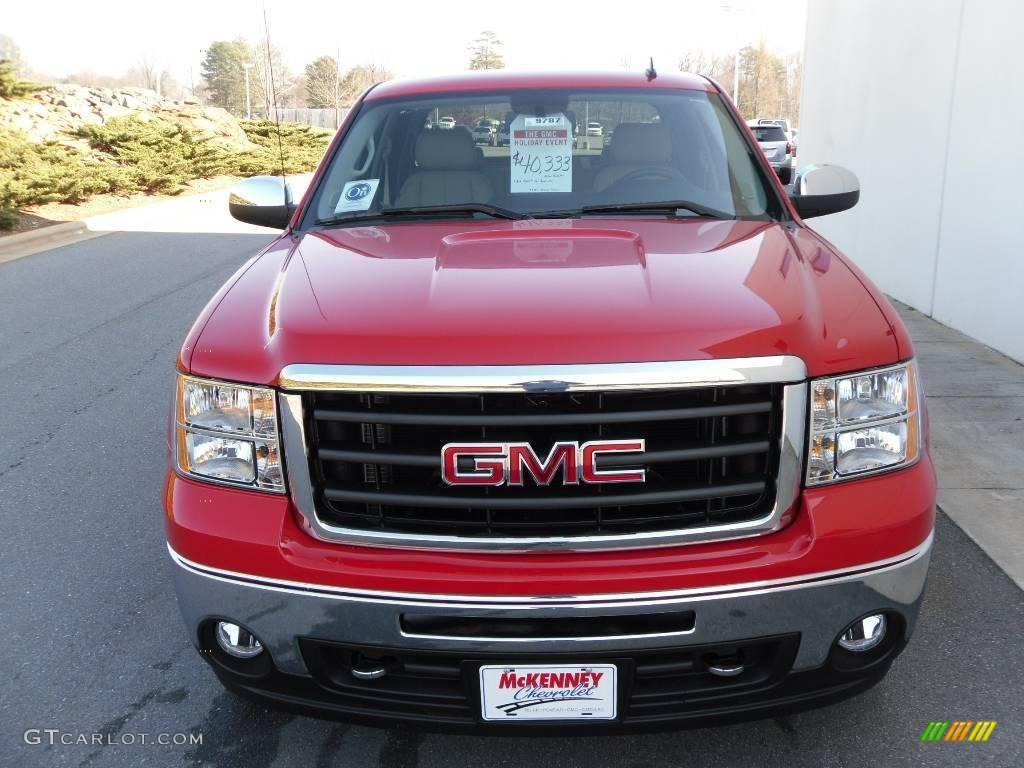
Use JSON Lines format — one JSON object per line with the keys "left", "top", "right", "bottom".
{"left": 215, "top": 621, "right": 264, "bottom": 659}
{"left": 838, "top": 614, "right": 887, "bottom": 652}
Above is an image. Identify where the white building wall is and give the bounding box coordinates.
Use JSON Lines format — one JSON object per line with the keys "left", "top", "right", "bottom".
{"left": 799, "top": 0, "right": 1024, "bottom": 363}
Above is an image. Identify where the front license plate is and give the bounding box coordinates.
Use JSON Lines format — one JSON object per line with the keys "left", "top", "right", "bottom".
{"left": 479, "top": 664, "right": 617, "bottom": 721}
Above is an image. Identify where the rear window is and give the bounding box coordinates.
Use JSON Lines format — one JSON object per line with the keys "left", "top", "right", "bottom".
{"left": 751, "top": 126, "right": 787, "bottom": 142}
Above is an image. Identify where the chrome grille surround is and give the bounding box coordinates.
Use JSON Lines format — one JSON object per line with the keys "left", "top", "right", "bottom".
{"left": 278, "top": 357, "right": 807, "bottom": 552}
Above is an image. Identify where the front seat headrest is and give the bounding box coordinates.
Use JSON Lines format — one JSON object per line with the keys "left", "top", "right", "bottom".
{"left": 607, "top": 123, "right": 672, "bottom": 165}
{"left": 415, "top": 130, "right": 479, "bottom": 170}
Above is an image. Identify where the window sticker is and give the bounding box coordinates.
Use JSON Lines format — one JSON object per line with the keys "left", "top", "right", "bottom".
{"left": 335, "top": 179, "right": 380, "bottom": 213}
{"left": 509, "top": 114, "right": 573, "bottom": 194}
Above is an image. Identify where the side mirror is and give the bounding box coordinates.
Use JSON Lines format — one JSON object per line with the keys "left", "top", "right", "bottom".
{"left": 789, "top": 164, "right": 859, "bottom": 218}
{"left": 228, "top": 176, "right": 295, "bottom": 229}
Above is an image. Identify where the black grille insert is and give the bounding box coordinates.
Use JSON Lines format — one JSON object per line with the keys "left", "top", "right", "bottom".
{"left": 304, "top": 384, "right": 782, "bottom": 538}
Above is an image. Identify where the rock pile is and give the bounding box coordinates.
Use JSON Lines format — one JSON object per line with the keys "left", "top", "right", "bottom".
{"left": 0, "top": 84, "right": 255, "bottom": 150}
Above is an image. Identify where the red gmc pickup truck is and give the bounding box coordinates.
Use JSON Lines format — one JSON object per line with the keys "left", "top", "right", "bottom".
{"left": 165, "top": 70, "right": 935, "bottom": 730}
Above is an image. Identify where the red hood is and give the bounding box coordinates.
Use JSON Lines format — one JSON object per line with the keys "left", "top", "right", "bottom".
{"left": 187, "top": 218, "right": 901, "bottom": 383}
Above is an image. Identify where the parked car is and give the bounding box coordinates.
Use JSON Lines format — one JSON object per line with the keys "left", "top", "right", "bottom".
{"left": 758, "top": 117, "right": 792, "bottom": 136}
{"left": 472, "top": 118, "right": 500, "bottom": 146}
{"left": 497, "top": 117, "right": 512, "bottom": 146}
{"left": 750, "top": 122, "right": 795, "bottom": 184}
{"left": 437, "top": 115, "right": 457, "bottom": 130}
{"left": 585, "top": 120, "right": 604, "bottom": 136}
{"left": 173, "top": 70, "right": 935, "bottom": 731}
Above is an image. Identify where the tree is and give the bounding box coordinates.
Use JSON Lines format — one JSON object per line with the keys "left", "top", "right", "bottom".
{"left": 0, "top": 37, "right": 41, "bottom": 100}
{"left": 282, "top": 73, "right": 307, "bottom": 108}
{"left": 305, "top": 55, "right": 340, "bottom": 109}
{"left": 468, "top": 31, "right": 504, "bottom": 70}
{"left": 737, "top": 41, "right": 787, "bottom": 121}
{"left": 780, "top": 52, "right": 803, "bottom": 125}
{"left": 678, "top": 50, "right": 729, "bottom": 79}
{"left": 0, "top": 59, "right": 34, "bottom": 98}
{"left": 134, "top": 56, "right": 165, "bottom": 96}
{"left": 251, "top": 38, "right": 289, "bottom": 119}
{"left": 338, "top": 64, "right": 393, "bottom": 104}
{"left": 200, "top": 40, "right": 251, "bottom": 115}
{"left": 0, "top": 35, "right": 21, "bottom": 75}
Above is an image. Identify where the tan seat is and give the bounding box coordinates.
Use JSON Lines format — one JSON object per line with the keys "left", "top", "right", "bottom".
{"left": 396, "top": 130, "right": 493, "bottom": 207}
{"left": 592, "top": 123, "right": 681, "bottom": 192}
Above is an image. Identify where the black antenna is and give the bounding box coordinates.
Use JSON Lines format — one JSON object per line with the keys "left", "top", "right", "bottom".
{"left": 261, "top": 4, "right": 288, "bottom": 206}
{"left": 645, "top": 57, "right": 657, "bottom": 81}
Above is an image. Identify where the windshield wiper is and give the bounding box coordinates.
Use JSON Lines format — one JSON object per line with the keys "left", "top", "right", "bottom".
{"left": 575, "top": 200, "right": 736, "bottom": 220}
{"left": 317, "top": 203, "right": 527, "bottom": 226}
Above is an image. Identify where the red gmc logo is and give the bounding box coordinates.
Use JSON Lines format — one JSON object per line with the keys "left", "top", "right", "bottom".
{"left": 441, "top": 440, "right": 646, "bottom": 487}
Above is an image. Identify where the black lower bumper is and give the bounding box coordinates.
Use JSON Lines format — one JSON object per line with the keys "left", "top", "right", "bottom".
{"left": 202, "top": 629, "right": 905, "bottom": 733}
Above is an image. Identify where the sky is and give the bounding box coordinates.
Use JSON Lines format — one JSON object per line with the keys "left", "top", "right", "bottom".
{"left": 4, "top": 0, "right": 806, "bottom": 85}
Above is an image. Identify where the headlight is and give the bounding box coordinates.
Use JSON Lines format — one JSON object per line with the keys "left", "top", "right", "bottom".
{"left": 807, "top": 361, "right": 921, "bottom": 485}
{"left": 175, "top": 374, "right": 285, "bottom": 492}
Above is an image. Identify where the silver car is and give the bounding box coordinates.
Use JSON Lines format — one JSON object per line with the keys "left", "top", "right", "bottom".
{"left": 749, "top": 123, "right": 794, "bottom": 184}
{"left": 471, "top": 119, "right": 499, "bottom": 146}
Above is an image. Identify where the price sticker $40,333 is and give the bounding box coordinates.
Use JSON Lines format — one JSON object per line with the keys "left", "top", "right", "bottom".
{"left": 509, "top": 114, "right": 573, "bottom": 194}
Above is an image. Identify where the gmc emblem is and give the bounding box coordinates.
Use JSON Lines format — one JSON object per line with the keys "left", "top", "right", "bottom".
{"left": 441, "top": 440, "right": 646, "bottom": 487}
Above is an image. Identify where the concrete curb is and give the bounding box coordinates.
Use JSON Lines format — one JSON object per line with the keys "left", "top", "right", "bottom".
{"left": 0, "top": 221, "right": 107, "bottom": 264}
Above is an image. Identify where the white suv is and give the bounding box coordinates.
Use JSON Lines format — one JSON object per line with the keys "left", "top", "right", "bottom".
{"left": 749, "top": 122, "right": 794, "bottom": 184}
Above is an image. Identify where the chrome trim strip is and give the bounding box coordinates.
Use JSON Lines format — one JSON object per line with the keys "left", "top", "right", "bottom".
{"left": 278, "top": 376, "right": 807, "bottom": 552}
{"left": 280, "top": 393, "right": 317, "bottom": 518}
{"left": 278, "top": 356, "right": 807, "bottom": 393}
{"left": 396, "top": 627, "right": 697, "bottom": 643}
{"left": 167, "top": 531, "right": 933, "bottom": 609}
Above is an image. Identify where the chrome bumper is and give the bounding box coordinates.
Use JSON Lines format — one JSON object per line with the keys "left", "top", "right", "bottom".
{"left": 169, "top": 533, "right": 932, "bottom": 675}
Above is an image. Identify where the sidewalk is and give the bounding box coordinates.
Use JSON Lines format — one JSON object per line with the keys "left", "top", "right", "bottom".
{"left": 895, "top": 300, "right": 1024, "bottom": 589}
{"left": 0, "top": 174, "right": 312, "bottom": 263}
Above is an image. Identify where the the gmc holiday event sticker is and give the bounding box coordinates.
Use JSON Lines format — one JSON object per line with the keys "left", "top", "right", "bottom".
{"left": 509, "top": 114, "right": 573, "bottom": 194}
{"left": 479, "top": 664, "right": 617, "bottom": 721}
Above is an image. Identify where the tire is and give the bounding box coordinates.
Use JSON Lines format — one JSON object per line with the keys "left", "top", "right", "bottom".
{"left": 778, "top": 167, "right": 792, "bottom": 186}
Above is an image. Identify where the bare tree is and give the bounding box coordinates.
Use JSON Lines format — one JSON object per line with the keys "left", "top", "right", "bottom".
{"left": 0, "top": 35, "right": 21, "bottom": 74}
{"left": 679, "top": 43, "right": 801, "bottom": 124}
{"left": 338, "top": 63, "right": 393, "bottom": 104}
{"left": 250, "top": 38, "right": 288, "bottom": 119}
{"left": 305, "top": 54, "right": 341, "bottom": 113}
{"left": 781, "top": 52, "right": 803, "bottom": 125}
{"left": 678, "top": 50, "right": 728, "bottom": 78}
{"left": 737, "top": 40, "right": 787, "bottom": 120}
{"left": 136, "top": 56, "right": 163, "bottom": 95}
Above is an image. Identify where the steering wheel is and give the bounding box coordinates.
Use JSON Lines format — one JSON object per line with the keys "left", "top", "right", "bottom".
{"left": 608, "top": 166, "right": 686, "bottom": 190}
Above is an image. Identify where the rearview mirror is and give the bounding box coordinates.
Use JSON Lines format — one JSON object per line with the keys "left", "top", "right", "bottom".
{"left": 228, "top": 176, "right": 295, "bottom": 229}
{"left": 789, "top": 164, "right": 859, "bottom": 218}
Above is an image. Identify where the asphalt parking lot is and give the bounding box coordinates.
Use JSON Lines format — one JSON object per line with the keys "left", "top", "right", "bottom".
{"left": 1, "top": 222, "right": 1021, "bottom": 768}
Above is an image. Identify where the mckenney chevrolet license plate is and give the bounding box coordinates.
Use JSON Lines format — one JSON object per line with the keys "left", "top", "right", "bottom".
{"left": 479, "top": 664, "right": 617, "bottom": 721}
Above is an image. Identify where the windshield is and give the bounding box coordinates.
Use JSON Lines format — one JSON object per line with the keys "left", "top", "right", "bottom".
{"left": 305, "top": 87, "right": 778, "bottom": 226}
